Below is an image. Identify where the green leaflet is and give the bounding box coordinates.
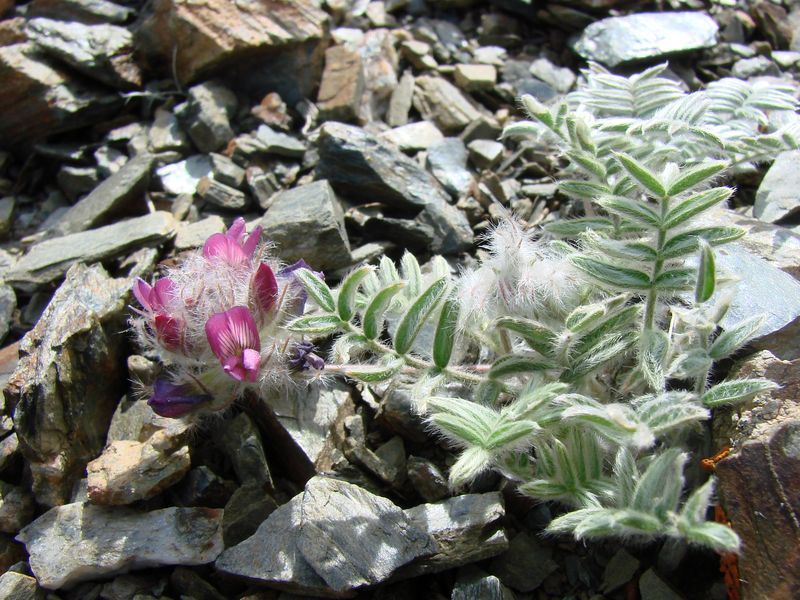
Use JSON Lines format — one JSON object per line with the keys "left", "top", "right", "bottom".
{"left": 337, "top": 265, "right": 372, "bottom": 322}
{"left": 294, "top": 268, "right": 335, "bottom": 313}
{"left": 666, "top": 161, "right": 728, "bottom": 196}
{"left": 701, "top": 379, "right": 778, "bottom": 407}
{"left": 287, "top": 314, "right": 342, "bottom": 334}
{"left": 394, "top": 277, "right": 448, "bottom": 355}
{"left": 595, "top": 195, "right": 661, "bottom": 227}
{"left": 432, "top": 297, "right": 460, "bottom": 369}
{"left": 566, "top": 150, "right": 606, "bottom": 179}
{"left": 494, "top": 316, "right": 557, "bottom": 357}
{"left": 653, "top": 268, "right": 696, "bottom": 291}
{"left": 694, "top": 241, "right": 715, "bottom": 303}
{"left": 571, "top": 256, "right": 651, "bottom": 290}
{"left": 709, "top": 315, "right": 766, "bottom": 360}
{"left": 345, "top": 357, "right": 404, "bottom": 383}
{"left": 558, "top": 180, "right": 612, "bottom": 200}
{"left": 663, "top": 187, "right": 733, "bottom": 229}
{"left": 661, "top": 226, "right": 745, "bottom": 259}
{"left": 613, "top": 152, "right": 667, "bottom": 197}
{"left": 363, "top": 282, "right": 406, "bottom": 340}
{"left": 488, "top": 354, "right": 555, "bottom": 379}
{"left": 543, "top": 217, "right": 616, "bottom": 237}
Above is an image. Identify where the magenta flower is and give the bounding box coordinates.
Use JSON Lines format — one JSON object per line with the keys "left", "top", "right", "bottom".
{"left": 148, "top": 378, "right": 212, "bottom": 418}
{"left": 203, "top": 217, "right": 262, "bottom": 266}
{"left": 132, "top": 277, "right": 184, "bottom": 351}
{"left": 251, "top": 262, "right": 278, "bottom": 316}
{"left": 205, "top": 306, "right": 261, "bottom": 382}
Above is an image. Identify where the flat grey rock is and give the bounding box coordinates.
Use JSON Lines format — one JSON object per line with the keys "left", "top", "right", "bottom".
{"left": 17, "top": 503, "right": 224, "bottom": 590}
{"left": 175, "top": 81, "right": 237, "bottom": 153}
{"left": 0, "top": 571, "right": 43, "bottom": 600}
{"left": 574, "top": 12, "right": 718, "bottom": 67}
{"left": 0, "top": 283, "right": 15, "bottom": 344}
{"left": 7, "top": 211, "right": 176, "bottom": 292}
{"left": 452, "top": 567, "right": 516, "bottom": 600}
{"left": 639, "top": 568, "right": 684, "bottom": 600}
{"left": 157, "top": 155, "right": 213, "bottom": 195}
{"left": 426, "top": 138, "right": 473, "bottom": 199}
{"left": 214, "top": 412, "right": 272, "bottom": 488}
{"left": 413, "top": 75, "right": 482, "bottom": 133}
{"left": 488, "top": 531, "right": 557, "bottom": 593}
{"left": 261, "top": 179, "right": 352, "bottom": 271}
{"left": 174, "top": 216, "right": 226, "bottom": 251}
{"left": 754, "top": 150, "right": 800, "bottom": 223}
{"left": 27, "top": 0, "right": 134, "bottom": 24}
{"left": 255, "top": 124, "right": 307, "bottom": 158}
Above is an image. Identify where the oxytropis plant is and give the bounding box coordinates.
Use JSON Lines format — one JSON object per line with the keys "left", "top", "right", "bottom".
{"left": 131, "top": 64, "right": 799, "bottom": 554}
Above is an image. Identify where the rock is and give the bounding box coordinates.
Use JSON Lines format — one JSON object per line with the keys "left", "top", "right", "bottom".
{"left": 316, "top": 123, "right": 473, "bottom": 254}
{"left": 487, "top": 531, "right": 557, "bottom": 592}
{"left": 216, "top": 477, "right": 433, "bottom": 595}
{"left": 528, "top": 57, "right": 576, "bottom": 94}
{"left": 197, "top": 177, "right": 248, "bottom": 210}
{"left": 0, "top": 17, "right": 24, "bottom": 46}
{"left": 0, "top": 535, "right": 25, "bottom": 575}
{"left": 215, "top": 412, "right": 272, "bottom": 489}
{"left": 57, "top": 165, "right": 100, "bottom": 201}
{"left": 473, "top": 46, "right": 507, "bottom": 65}
{"left": 171, "top": 465, "right": 236, "bottom": 509}
{"left": 6, "top": 212, "right": 176, "bottom": 292}
{"left": 452, "top": 567, "right": 516, "bottom": 600}
{"left": 454, "top": 64, "right": 497, "bottom": 92}
{"left": 754, "top": 150, "right": 800, "bottom": 223}
{"left": 398, "top": 492, "right": 508, "bottom": 577}
{"left": 170, "top": 567, "right": 226, "bottom": 600}
{"left": 400, "top": 40, "right": 437, "bottom": 71}
{"left": 380, "top": 121, "right": 444, "bottom": 152}
{"left": 254, "top": 124, "right": 307, "bottom": 159}
{"left": 136, "top": 0, "right": 329, "bottom": 105}
{"left": 317, "top": 44, "right": 365, "bottom": 123}
{"left": 106, "top": 395, "right": 177, "bottom": 444}
{"left": 413, "top": 75, "right": 482, "bottom": 133}
{"left": 27, "top": 0, "right": 134, "bottom": 24}
{"left": 574, "top": 12, "right": 719, "bottom": 68}
{"left": 387, "top": 70, "right": 416, "bottom": 127}
{"left": 601, "top": 548, "right": 640, "bottom": 593}
{"left": 374, "top": 386, "right": 430, "bottom": 444}
{"left": 715, "top": 243, "right": 800, "bottom": 361}
{"left": 54, "top": 153, "right": 153, "bottom": 236}
{"left": 0, "top": 571, "right": 44, "bottom": 600}
{"left": 638, "top": 568, "right": 683, "bottom": 600}
{"left": 731, "top": 56, "right": 780, "bottom": 79}
{"left": 0, "top": 197, "right": 12, "bottom": 238}
{"left": 0, "top": 434, "right": 19, "bottom": 475}
{"left": 467, "top": 140, "right": 504, "bottom": 170}
{"left": 17, "top": 503, "right": 224, "bottom": 589}
{"left": 0, "top": 482, "right": 35, "bottom": 533}
{"left": 0, "top": 284, "right": 15, "bottom": 344}
{"left": 251, "top": 91, "right": 293, "bottom": 130}
{"left": 426, "top": 138, "right": 473, "bottom": 199}
{"left": 26, "top": 18, "right": 142, "bottom": 89}
{"left": 174, "top": 216, "right": 226, "bottom": 251}
{"left": 345, "top": 439, "right": 401, "bottom": 487}
{"left": 350, "top": 28, "right": 399, "bottom": 124}
{"left": 156, "top": 155, "right": 213, "bottom": 195}
{"left": 712, "top": 350, "right": 800, "bottom": 600}
{"left": 87, "top": 430, "right": 191, "bottom": 505}
{"left": 148, "top": 108, "right": 191, "bottom": 154}
{"left": 362, "top": 214, "right": 436, "bottom": 251}
{"left": 407, "top": 455, "right": 448, "bottom": 502}
{"left": 222, "top": 482, "right": 278, "bottom": 547}
{"left": 459, "top": 115, "right": 502, "bottom": 143}
{"left": 254, "top": 383, "right": 354, "bottom": 482}
{"left": 0, "top": 44, "right": 120, "bottom": 146}
{"left": 208, "top": 153, "right": 245, "bottom": 189}
{"left": 261, "top": 180, "right": 351, "bottom": 271}
{"left": 6, "top": 264, "right": 130, "bottom": 506}
{"left": 175, "top": 81, "right": 237, "bottom": 153}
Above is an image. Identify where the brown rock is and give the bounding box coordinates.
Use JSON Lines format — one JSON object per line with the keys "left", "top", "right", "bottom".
{"left": 0, "top": 44, "right": 120, "bottom": 146}
{"left": 317, "top": 44, "right": 365, "bottom": 123}
{"left": 6, "top": 263, "right": 130, "bottom": 506}
{"left": 713, "top": 350, "right": 800, "bottom": 600}
{"left": 0, "top": 534, "right": 26, "bottom": 575}
{"left": 0, "top": 0, "right": 12, "bottom": 18}
{"left": 0, "top": 18, "right": 25, "bottom": 47}
{"left": 0, "top": 481, "right": 35, "bottom": 533}
{"left": 136, "top": 0, "right": 329, "bottom": 104}
{"left": 413, "top": 75, "right": 485, "bottom": 133}
{"left": 87, "top": 429, "right": 191, "bottom": 505}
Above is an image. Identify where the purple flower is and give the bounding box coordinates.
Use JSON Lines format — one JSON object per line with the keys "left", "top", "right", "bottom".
{"left": 205, "top": 306, "right": 261, "bottom": 382}
{"left": 289, "top": 341, "right": 325, "bottom": 371}
{"left": 251, "top": 262, "right": 278, "bottom": 316}
{"left": 278, "top": 259, "right": 324, "bottom": 314}
{"left": 132, "top": 277, "right": 184, "bottom": 351}
{"left": 203, "top": 217, "right": 262, "bottom": 266}
{"left": 148, "top": 379, "right": 211, "bottom": 418}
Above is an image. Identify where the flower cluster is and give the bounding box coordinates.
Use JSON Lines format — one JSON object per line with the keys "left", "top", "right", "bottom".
{"left": 130, "top": 218, "right": 322, "bottom": 418}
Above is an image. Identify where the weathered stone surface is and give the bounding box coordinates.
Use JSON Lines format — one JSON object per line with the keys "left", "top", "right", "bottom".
{"left": 452, "top": 567, "right": 516, "bottom": 600}
{"left": 149, "top": 107, "right": 191, "bottom": 154}
{"left": 387, "top": 69, "right": 415, "bottom": 127}
{"left": 0, "top": 44, "right": 120, "bottom": 147}
{"left": 216, "top": 477, "right": 433, "bottom": 595}
{"left": 156, "top": 155, "right": 213, "bottom": 195}
{"left": 54, "top": 153, "right": 153, "bottom": 236}
{"left": 136, "top": 0, "right": 329, "bottom": 104}
{"left": 6, "top": 264, "right": 129, "bottom": 506}
{"left": 106, "top": 395, "right": 179, "bottom": 444}
{"left": 215, "top": 412, "right": 272, "bottom": 489}
{"left": 398, "top": 493, "right": 507, "bottom": 577}
{"left": 17, "top": 503, "right": 224, "bottom": 589}
{"left": 426, "top": 138, "right": 473, "bottom": 199}
{"left": 257, "top": 383, "right": 354, "bottom": 482}
{"left": 208, "top": 153, "right": 245, "bottom": 189}
{"left": 27, "top": 0, "right": 134, "bottom": 24}
{"left": 601, "top": 548, "right": 640, "bottom": 593}
{"left": 528, "top": 57, "right": 576, "bottom": 94}
{"left": 468, "top": 139, "right": 504, "bottom": 170}
{"left": 754, "top": 150, "right": 800, "bottom": 223}
{"left": 413, "top": 75, "right": 482, "bottom": 133}
{"left": 171, "top": 465, "right": 235, "bottom": 509}
{"left": 175, "top": 216, "right": 226, "bottom": 251}
{"left": 222, "top": 482, "right": 278, "bottom": 547}
{"left": 7, "top": 212, "right": 175, "bottom": 292}
{"left": 0, "top": 284, "right": 14, "bottom": 345}
{"left": 87, "top": 430, "right": 191, "bottom": 505}
{"left": 713, "top": 350, "right": 800, "bottom": 600}
{"left": 0, "top": 535, "right": 25, "bottom": 575}
{"left": 380, "top": 121, "right": 443, "bottom": 152}
{"left": 170, "top": 567, "right": 226, "bottom": 600}
{"left": 488, "top": 531, "right": 557, "bottom": 592}
{"left": 261, "top": 180, "right": 351, "bottom": 271}
{"left": 407, "top": 456, "right": 448, "bottom": 502}
{"left": 574, "top": 12, "right": 719, "bottom": 67}
{"left": 197, "top": 177, "right": 249, "bottom": 210}
{"left": 26, "top": 18, "right": 141, "bottom": 89}
{"left": 254, "top": 124, "right": 307, "bottom": 159}
{"left": 175, "top": 81, "right": 237, "bottom": 153}
{"left": 454, "top": 64, "right": 497, "bottom": 92}
{"left": 316, "top": 123, "right": 473, "bottom": 254}
{"left": 0, "top": 571, "right": 44, "bottom": 600}
{"left": 638, "top": 568, "right": 683, "bottom": 600}
{"left": 318, "top": 44, "right": 365, "bottom": 123}
{"left": 0, "top": 481, "right": 34, "bottom": 534}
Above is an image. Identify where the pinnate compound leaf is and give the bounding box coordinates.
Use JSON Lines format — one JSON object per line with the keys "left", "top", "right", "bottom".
{"left": 337, "top": 265, "right": 372, "bottom": 322}
{"left": 394, "top": 277, "right": 448, "bottom": 355}
{"left": 709, "top": 314, "right": 766, "bottom": 360}
{"left": 614, "top": 152, "right": 667, "bottom": 197}
{"left": 433, "top": 297, "right": 459, "bottom": 369}
{"left": 663, "top": 187, "right": 733, "bottom": 229}
{"left": 701, "top": 379, "right": 778, "bottom": 407}
{"left": 572, "top": 256, "right": 651, "bottom": 290}
{"left": 666, "top": 161, "right": 728, "bottom": 196}
{"left": 363, "top": 282, "right": 406, "bottom": 339}
{"left": 295, "top": 268, "right": 335, "bottom": 312}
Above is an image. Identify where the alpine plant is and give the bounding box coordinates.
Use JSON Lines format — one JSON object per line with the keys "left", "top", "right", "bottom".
{"left": 130, "top": 64, "right": 798, "bottom": 554}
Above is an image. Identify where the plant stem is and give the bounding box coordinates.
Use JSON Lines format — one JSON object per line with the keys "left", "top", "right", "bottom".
{"left": 643, "top": 197, "right": 670, "bottom": 332}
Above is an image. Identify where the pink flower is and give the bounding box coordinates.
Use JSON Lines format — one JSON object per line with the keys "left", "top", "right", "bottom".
{"left": 203, "top": 217, "right": 262, "bottom": 266}
{"left": 132, "top": 277, "right": 184, "bottom": 351}
{"left": 251, "top": 263, "right": 278, "bottom": 316}
{"left": 205, "top": 306, "right": 261, "bottom": 382}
